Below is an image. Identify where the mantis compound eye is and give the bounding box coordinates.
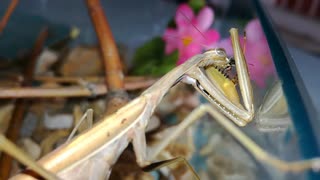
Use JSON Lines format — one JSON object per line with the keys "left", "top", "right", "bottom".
{"left": 201, "top": 48, "right": 229, "bottom": 67}
{"left": 215, "top": 48, "right": 227, "bottom": 54}
{"left": 204, "top": 48, "right": 227, "bottom": 57}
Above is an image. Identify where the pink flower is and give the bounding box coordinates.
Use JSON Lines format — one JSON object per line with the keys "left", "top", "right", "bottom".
{"left": 163, "top": 4, "right": 220, "bottom": 65}
{"left": 218, "top": 19, "right": 275, "bottom": 88}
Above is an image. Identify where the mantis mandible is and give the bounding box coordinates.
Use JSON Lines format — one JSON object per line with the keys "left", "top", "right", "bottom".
{"left": 6, "top": 28, "right": 320, "bottom": 180}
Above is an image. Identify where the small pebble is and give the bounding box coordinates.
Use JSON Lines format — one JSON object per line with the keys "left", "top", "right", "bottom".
{"left": 44, "top": 113, "right": 73, "bottom": 129}
{"left": 20, "top": 138, "right": 41, "bottom": 160}
{"left": 20, "top": 112, "right": 38, "bottom": 137}
{"left": 35, "top": 49, "right": 58, "bottom": 75}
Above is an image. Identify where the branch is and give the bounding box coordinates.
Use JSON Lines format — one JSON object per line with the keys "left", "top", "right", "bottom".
{"left": 0, "top": 27, "right": 48, "bottom": 179}
{"left": 33, "top": 76, "right": 156, "bottom": 84}
{"left": 85, "top": 0, "right": 124, "bottom": 91}
{"left": 0, "top": 78, "right": 157, "bottom": 99}
{"left": 0, "top": 0, "right": 19, "bottom": 34}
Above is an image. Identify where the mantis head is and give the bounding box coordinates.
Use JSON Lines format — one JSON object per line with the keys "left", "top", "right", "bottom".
{"left": 185, "top": 28, "right": 254, "bottom": 126}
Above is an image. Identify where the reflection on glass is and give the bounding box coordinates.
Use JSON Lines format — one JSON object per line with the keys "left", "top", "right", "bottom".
{"left": 256, "top": 81, "right": 291, "bottom": 132}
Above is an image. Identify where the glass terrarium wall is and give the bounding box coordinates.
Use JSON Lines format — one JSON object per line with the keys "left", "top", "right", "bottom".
{"left": 0, "top": 0, "right": 319, "bottom": 180}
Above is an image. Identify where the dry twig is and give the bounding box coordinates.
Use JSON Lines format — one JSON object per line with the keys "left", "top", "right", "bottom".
{"left": 86, "top": 0, "right": 130, "bottom": 114}
{"left": 33, "top": 76, "right": 156, "bottom": 84}
{"left": 85, "top": 0, "right": 125, "bottom": 90}
{"left": 0, "top": 0, "right": 19, "bottom": 34}
{"left": 0, "top": 78, "right": 157, "bottom": 99}
{"left": 0, "top": 28, "right": 48, "bottom": 179}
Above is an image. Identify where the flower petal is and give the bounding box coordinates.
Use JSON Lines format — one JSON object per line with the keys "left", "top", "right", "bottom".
{"left": 177, "top": 44, "right": 202, "bottom": 65}
{"left": 245, "top": 19, "right": 265, "bottom": 42}
{"left": 202, "top": 29, "right": 220, "bottom": 46}
{"left": 165, "top": 42, "right": 178, "bottom": 55}
{"left": 252, "top": 75, "right": 266, "bottom": 88}
{"left": 163, "top": 28, "right": 179, "bottom": 54}
{"left": 196, "top": 6, "right": 214, "bottom": 31}
{"left": 175, "top": 4, "right": 195, "bottom": 28}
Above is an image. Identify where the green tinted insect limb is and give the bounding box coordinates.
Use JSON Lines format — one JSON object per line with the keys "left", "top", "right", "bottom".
{"left": 142, "top": 156, "right": 200, "bottom": 180}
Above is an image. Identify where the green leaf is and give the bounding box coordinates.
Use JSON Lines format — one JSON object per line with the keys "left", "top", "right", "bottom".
{"left": 188, "top": 0, "right": 206, "bottom": 13}
{"left": 163, "top": 51, "right": 179, "bottom": 66}
{"left": 152, "top": 51, "right": 178, "bottom": 76}
{"left": 132, "top": 60, "right": 157, "bottom": 76}
{"left": 131, "top": 38, "right": 179, "bottom": 76}
{"left": 132, "top": 37, "right": 165, "bottom": 67}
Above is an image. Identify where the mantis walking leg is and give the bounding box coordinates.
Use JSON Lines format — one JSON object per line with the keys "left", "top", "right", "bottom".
{"left": 67, "top": 108, "right": 93, "bottom": 142}
{"left": 145, "top": 104, "right": 320, "bottom": 176}
{"left": 0, "top": 134, "right": 58, "bottom": 180}
{"left": 0, "top": 109, "right": 94, "bottom": 179}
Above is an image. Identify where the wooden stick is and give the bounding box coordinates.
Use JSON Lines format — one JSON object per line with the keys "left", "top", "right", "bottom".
{"left": 0, "top": 79, "right": 157, "bottom": 99}
{"left": 0, "top": 28, "right": 48, "bottom": 179}
{"left": 86, "top": 0, "right": 130, "bottom": 115}
{"left": 0, "top": 0, "right": 19, "bottom": 34}
{"left": 85, "top": 0, "right": 124, "bottom": 91}
{"left": 33, "top": 76, "right": 157, "bottom": 84}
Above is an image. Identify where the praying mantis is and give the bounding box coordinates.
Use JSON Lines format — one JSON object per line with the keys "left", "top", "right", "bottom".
{"left": 3, "top": 28, "right": 320, "bottom": 180}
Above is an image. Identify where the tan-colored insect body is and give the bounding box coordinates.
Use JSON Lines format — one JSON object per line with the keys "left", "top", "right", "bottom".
{"left": 8, "top": 28, "right": 320, "bottom": 180}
